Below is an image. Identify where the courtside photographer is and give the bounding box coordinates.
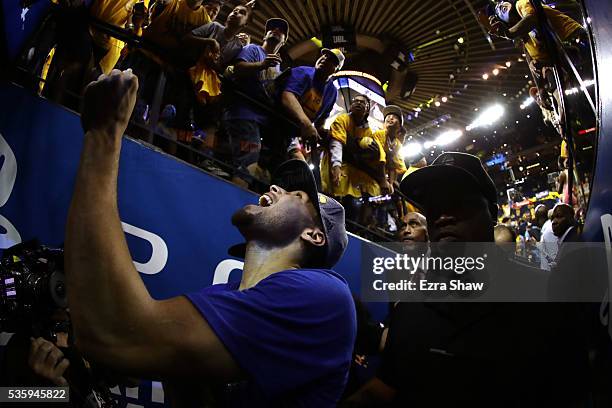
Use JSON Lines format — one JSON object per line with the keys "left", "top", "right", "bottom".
{"left": 0, "top": 241, "right": 130, "bottom": 407}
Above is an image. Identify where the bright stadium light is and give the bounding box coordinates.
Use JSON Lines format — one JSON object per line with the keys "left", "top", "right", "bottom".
{"left": 466, "top": 104, "right": 505, "bottom": 131}
{"left": 435, "top": 129, "right": 463, "bottom": 146}
{"left": 520, "top": 96, "right": 535, "bottom": 109}
{"left": 424, "top": 140, "right": 436, "bottom": 149}
{"left": 400, "top": 142, "right": 423, "bottom": 158}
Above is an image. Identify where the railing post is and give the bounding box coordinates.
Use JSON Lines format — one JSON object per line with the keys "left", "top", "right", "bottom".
{"left": 147, "top": 70, "right": 166, "bottom": 145}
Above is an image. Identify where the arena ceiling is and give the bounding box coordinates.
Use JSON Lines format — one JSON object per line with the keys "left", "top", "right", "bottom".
{"left": 232, "top": 0, "right": 535, "bottom": 132}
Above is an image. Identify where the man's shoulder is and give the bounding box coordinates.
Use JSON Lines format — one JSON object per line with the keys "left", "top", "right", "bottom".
{"left": 263, "top": 269, "right": 353, "bottom": 307}
{"left": 333, "top": 112, "right": 351, "bottom": 124}
{"left": 238, "top": 44, "right": 264, "bottom": 59}
{"left": 323, "top": 79, "right": 338, "bottom": 96}
{"left": 271, "top": 268, "right": 350, "bottom": 293}
{"left": 288, "top": 65, "right": 316, "bottom": 79}
{"left": 193, "top": 21, "right": 222, "bottom": 35}
{"left": 372, "top": 128, "right": 387, "bottom": 142}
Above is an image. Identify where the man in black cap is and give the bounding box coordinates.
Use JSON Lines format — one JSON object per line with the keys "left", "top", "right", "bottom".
{"left": 64, "top": 70, "right": 356, "bottom": 407}
{"left": 343, "top": 152, "right": 589, "bottom": 407}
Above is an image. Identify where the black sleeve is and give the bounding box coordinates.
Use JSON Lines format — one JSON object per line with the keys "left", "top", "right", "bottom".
{"left": 376, "top": 305, "right": 401, "bottom": 388}
{"left": 352, "top": 296, "right": 384, "bottom": 356}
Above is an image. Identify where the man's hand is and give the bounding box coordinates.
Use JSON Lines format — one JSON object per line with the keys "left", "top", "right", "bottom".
{"left": 365, "top": 141, "right": 380, "bottom": 156}
{"left": 331, "top": 165, "right": 343, "bottom": 187}
{"left": 488, "top": 16, "right": 511, "bottom": 39}
{"left": 259, "top": 54, "right": 282, "bottom": 69}
{"left": 380, "top": 179, "right": 393, "bottom": 195}
{"left": 81, "top": 69, "right": 139, "bottom": 140}
{"left": 301, "top": 123, "right": 320, "bottom": 145}
{"left": 28, "top": 338, "right": 70, "bottom": 387}
{"left": 237, "top": 33, "right": 250, "bottom": 46}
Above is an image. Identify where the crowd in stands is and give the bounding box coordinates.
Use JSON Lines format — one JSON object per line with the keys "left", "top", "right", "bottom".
{"left": 19, "top": 0, "right": 422, "bottom": 239}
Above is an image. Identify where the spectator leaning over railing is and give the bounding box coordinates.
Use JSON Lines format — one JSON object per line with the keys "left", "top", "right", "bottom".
{"left": 183, "top": 2, "right": 253, "bottom": 104}
{"left": 120, "top": 0, "right": 211, "bottom": 130}
{"left": 221, "top": 18, "right": 289, "bottom": 186}
{"left": 89, "top": 0, "right": 150, "bottom": 75}
{"left": 488, "top": 0, "right": 583, "bottom": 118}
{"left": 320, "top": 95, "right": 392, "bottom": 224}
{"left": 279, "top": 48, "right": 344, "bottom": 162}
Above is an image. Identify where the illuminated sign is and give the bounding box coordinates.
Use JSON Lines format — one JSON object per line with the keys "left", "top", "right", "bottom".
{"left": 485, "top": 153, "right": 506, "bottom": 167}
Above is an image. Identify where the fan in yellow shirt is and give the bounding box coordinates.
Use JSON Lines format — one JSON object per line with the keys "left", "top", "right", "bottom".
{"left": 321, "top": 95, "right": 392, "bottom": 201}
{"left": 373, "top": 105, "right": 408, "bottom": 186}
{"left": 140, "top": 0, "right": 211, "bottom": 66}
{"left": 89, "top": 0, "right": 152, "bottom": 74}
{"left": 490, "top": 0, "right": 583, "bottom": 64}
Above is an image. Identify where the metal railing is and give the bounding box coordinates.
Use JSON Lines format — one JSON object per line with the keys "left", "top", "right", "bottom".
{"left": 529, "top": 0, "right": 597, "bottom": 209}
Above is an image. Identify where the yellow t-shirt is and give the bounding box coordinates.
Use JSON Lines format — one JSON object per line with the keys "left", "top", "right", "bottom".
{"left": 90, "top": 1, "right": 152, "bottom": 74}
{"left": 143, "top": 0, "right": 210, "bottom": 49}
{"left": 373, "top": 129, "right": 408, "bottom": 177}
{"left": 516, "top": 0, "right": 582, "bottom": 62}
{"left": 321, "top": 114, "right": 386, "bottom": 198}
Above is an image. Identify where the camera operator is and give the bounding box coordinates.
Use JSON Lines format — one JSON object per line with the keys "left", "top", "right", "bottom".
{"left": 0, "top": 308, "right": 120, "bottom": 407}
{"left": 0, "top": 243, "right": 133, "bottom": 407}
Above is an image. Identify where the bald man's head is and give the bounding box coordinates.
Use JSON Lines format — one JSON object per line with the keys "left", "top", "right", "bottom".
{"left": 398, "top": 212, "right": 428, "bottom": 243}
{"left": 494, "top": 224, "right": 516, "bottom": 244}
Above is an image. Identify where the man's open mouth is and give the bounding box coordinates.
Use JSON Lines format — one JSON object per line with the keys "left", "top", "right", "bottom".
{"left": 259, "top": 194, "right": 273, "bottom": 207}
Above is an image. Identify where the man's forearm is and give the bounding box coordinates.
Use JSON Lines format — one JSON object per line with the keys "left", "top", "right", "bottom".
{"left": 375, "top": 163, "right": 387, "bottom": 184}
{"left": 65, "top": 132, "right": 155, "bottom": 352}
{"left": 233, "top": 61, "right": 263, "bottom": 77}
{"left": 508, "top": 14, "right": 538, "bottom": 39}
{"left": 182, "top": 34, "right": 217, "bottom": 54}
{"left": 281, "top": 91, "right": 311, "bottom": 128}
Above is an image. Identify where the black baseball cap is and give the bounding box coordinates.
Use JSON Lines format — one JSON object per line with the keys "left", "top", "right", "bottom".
{"left": 229, "top": 160, "right": 348, "bottom": 268}
{"left": 400, "top": 152, "right": 498, "bottom": 218}
{"left": 265, "top": 18, "right": 289, "bottom": 40}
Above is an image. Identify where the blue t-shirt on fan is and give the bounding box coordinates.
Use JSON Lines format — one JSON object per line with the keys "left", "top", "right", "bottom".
{"left": 224, "top": 44, "right": 281, "bottom": 125}
{"left": 186, "top": 268, "right": 357, "bottom": 407}
{"left": 281, "top": 65, "right": 338, "bottom": 127}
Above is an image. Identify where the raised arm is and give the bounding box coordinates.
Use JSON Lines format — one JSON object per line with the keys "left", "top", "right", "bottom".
{"left": 233, "top": 53, "right": 281, "bottom": 77}
{"left": 64, "top": 70, "right": 240, "bottom": 381}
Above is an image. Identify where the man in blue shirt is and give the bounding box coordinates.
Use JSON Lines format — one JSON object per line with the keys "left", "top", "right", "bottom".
{"left": 222, "top": 18, "right": 289, "bottom": 185}
{"left": 280, "top": 48, "right": 345, "bottom": 161}
{"left": 65, "top": 70, "right": 356, "bottom": 407}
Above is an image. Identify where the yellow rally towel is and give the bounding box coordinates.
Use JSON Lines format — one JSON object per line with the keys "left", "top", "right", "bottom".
{"left": 188, "top": 60, "right": 221, "bottom": 104}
